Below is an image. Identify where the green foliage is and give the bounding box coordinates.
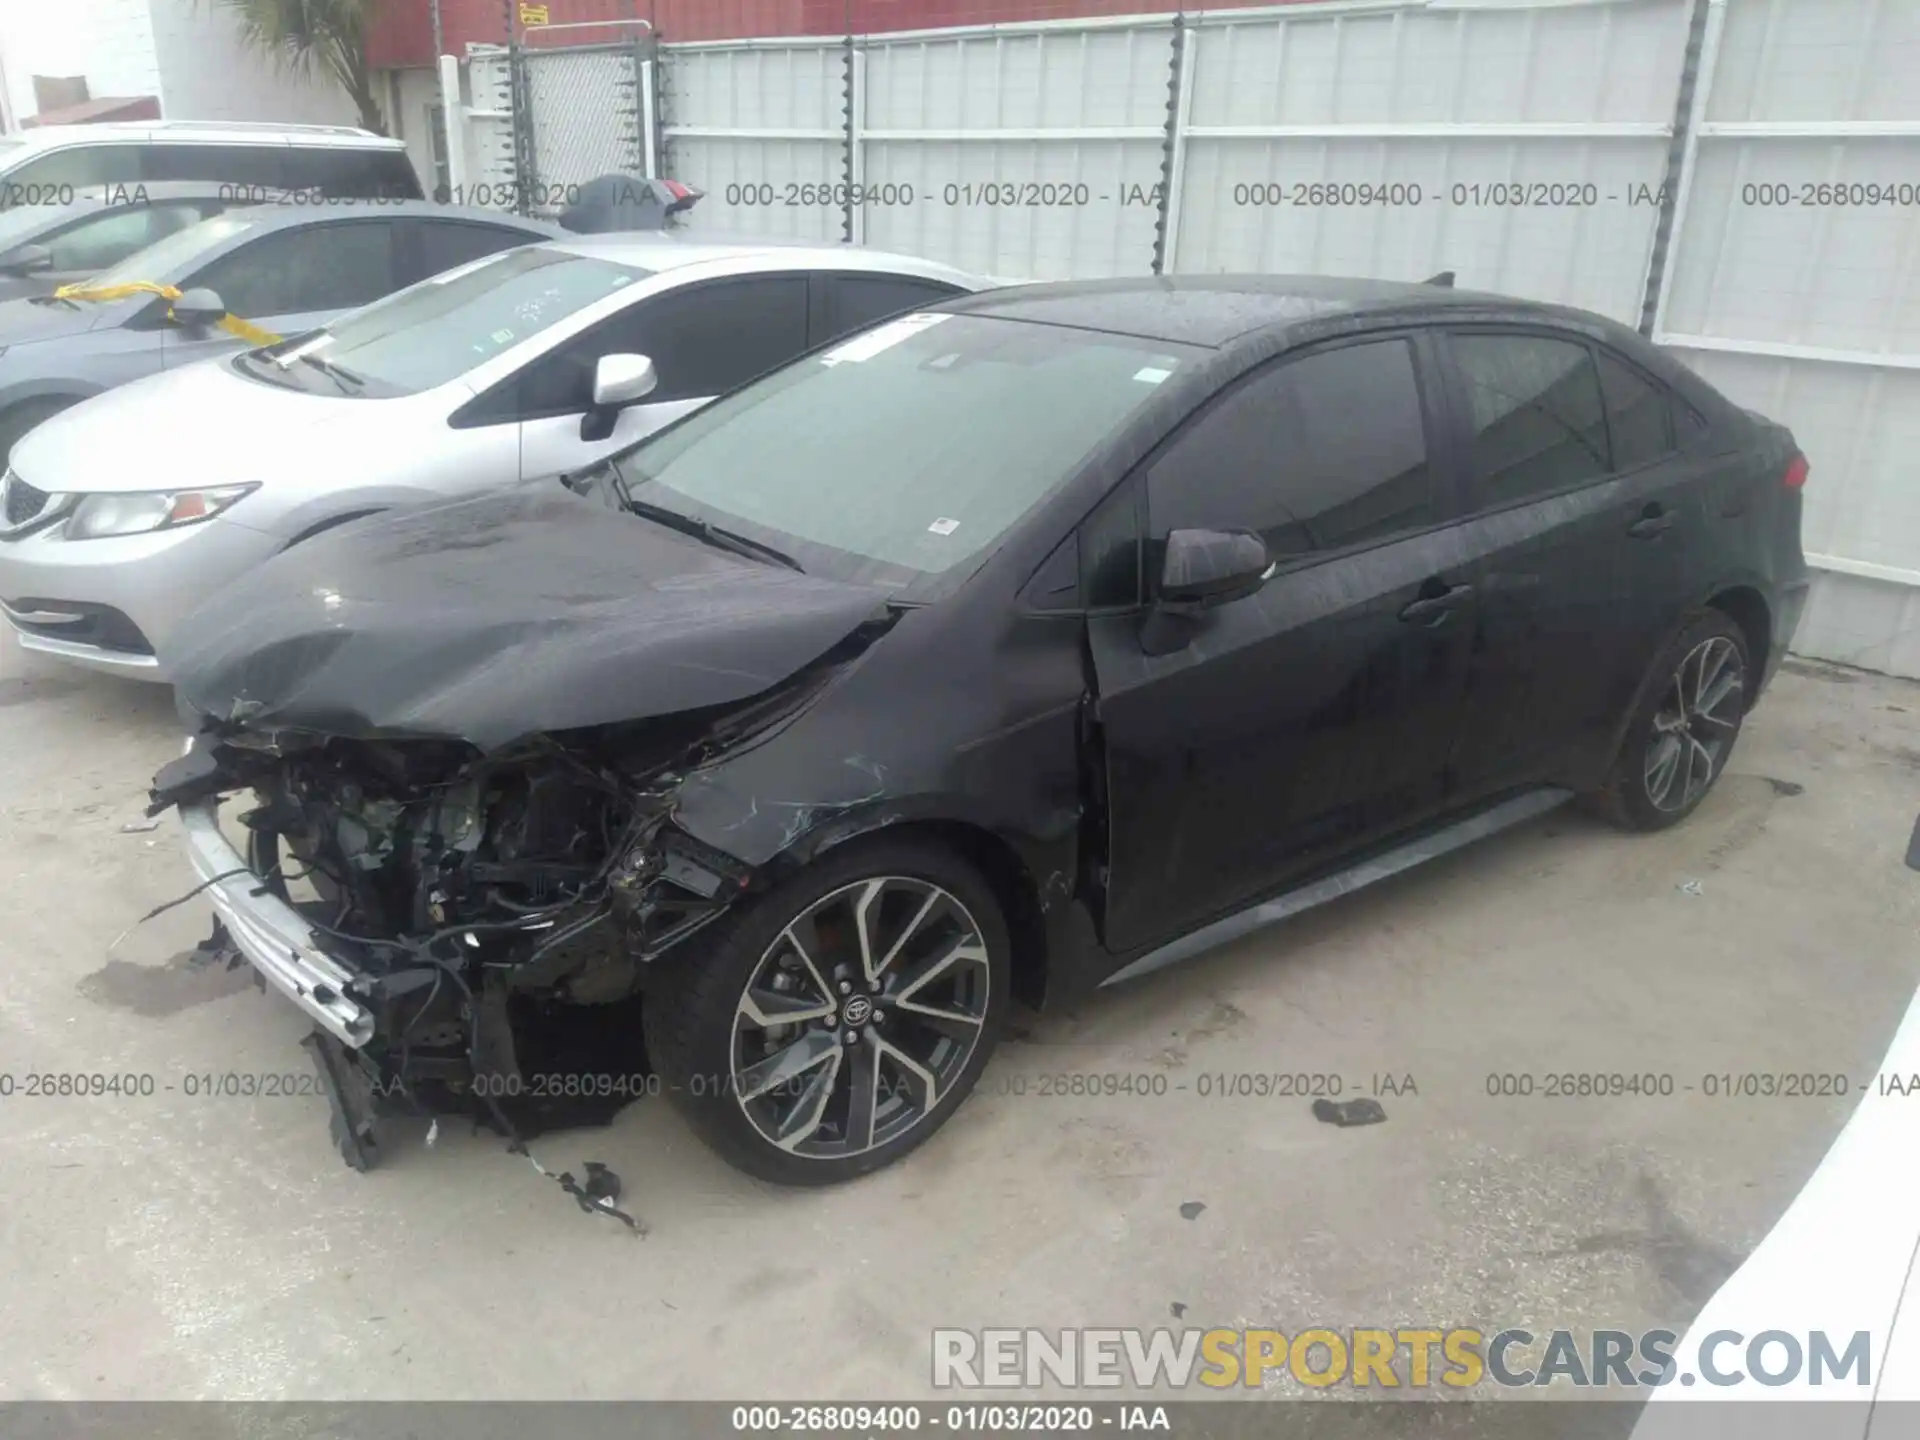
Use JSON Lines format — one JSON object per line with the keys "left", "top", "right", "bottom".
{"left": 211, "top": 0, "right": 388, "bottom": 134}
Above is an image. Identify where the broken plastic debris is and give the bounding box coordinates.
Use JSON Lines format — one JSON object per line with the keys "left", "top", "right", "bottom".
{"left": 119, "top": 819, "right": 162, "bottom": 834}
{"left": 1312, "top": 1097, "right": 1387, "bottom": 1128}
{"left": 1677, "top": 879, "right": 1705, "bottom": 896}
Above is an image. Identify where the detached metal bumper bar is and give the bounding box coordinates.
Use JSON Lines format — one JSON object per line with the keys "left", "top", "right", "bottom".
{"left": 177, "top": 797, "right": 375, "bottom": 1047}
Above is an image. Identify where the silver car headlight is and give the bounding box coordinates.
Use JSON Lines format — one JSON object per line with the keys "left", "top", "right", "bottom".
{"left": 64, "top": 484, "right": 258, "bottom": 541}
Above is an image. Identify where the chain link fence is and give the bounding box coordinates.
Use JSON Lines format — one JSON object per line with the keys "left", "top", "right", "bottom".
{"left": 506, "top": 22, "right": 659, "bottom": 217}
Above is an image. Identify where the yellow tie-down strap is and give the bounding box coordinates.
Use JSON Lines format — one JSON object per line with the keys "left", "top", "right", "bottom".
{"left": 51, "top": 281, "right": 282, "bottom": 348}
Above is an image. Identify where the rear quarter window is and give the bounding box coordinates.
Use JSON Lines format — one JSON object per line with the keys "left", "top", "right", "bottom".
{"left": 1, "top": 145, "right": 148, "bottom": 200}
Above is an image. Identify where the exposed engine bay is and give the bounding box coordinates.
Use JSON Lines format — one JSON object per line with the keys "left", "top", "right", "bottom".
{"left": 148, "top": 653, "right": 855, "bottom": 1176}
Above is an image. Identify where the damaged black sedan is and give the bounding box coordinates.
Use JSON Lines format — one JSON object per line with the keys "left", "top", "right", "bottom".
{"left": 149, "top": 276, "right": 1809, "bottom": 1184}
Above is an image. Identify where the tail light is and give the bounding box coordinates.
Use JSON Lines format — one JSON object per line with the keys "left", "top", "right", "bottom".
{"left": 660, "top": 179, "right": 703, "bottom": 216}
{"left": 1783, "top": 453, "right": 1809, "bottom": 490}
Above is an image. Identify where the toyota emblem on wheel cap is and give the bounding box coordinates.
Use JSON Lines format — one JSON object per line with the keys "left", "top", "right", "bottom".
{"left": 841, "top": 994, "right": 874, "bottom": 1026}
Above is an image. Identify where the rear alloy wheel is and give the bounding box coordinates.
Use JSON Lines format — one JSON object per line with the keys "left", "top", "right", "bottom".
{"left": 646, "top": 837, "right": 1009, "bottom": 1184}
{"left": 1643, "top": 633, "right": 1745, "bottom": 815}
{"left": 1591, "top": 610, "right": 1750, "bottom": 831}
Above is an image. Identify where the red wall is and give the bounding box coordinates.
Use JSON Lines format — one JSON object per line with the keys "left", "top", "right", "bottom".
{"left": 367, "top": 0, "right": 1302, "bottom": 69}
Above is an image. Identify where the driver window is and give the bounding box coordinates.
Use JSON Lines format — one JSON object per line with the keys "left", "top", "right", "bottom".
{"left": 1144, "top": 338, "right": 1435, "bottom": 579}
{"left": 45, "top": 202, "right": 205, "bottom": 272}
{"left": 486, "top": 273, "right": 812, "bottom": 422}
{"left": 189, "top": 221, "right": 397, "bottom": 318}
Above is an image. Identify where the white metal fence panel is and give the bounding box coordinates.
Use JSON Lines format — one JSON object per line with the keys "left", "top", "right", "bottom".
{"left": 464, "top": 46, "right": 523, "bottom": 203}
{"left": 854, "top": 24, "right": 1176, "bottom": 278}
{"left": 478, "top": 0, "right": 1920, "bottom": 676}
{"left": 1173, "top": 0, "right": 1689, "bottom": 324}
{"left": 1655, "top": 0, "right": 1920, "bottom": 674}
{"left": 666, "top": 41, "right": 848, "bottom": 242}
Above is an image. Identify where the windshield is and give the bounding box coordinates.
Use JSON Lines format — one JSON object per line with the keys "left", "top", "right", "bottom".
{"left": 611, "top": 313, "right": 1198, "bottom": 602}
{"left": 240, "top": 247, "right": 648, "bottom": 398}
{"left": 89, "top": 212, "right": 257, "bottom": 289}
{"left": 0, "top": 202, "right": 56, "bottom": 251}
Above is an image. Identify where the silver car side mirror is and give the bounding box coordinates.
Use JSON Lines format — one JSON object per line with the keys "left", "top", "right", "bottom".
{"left": 593, "top": 353, "right": 657, "bottom": 408}
{"left": 172, "top": 288, "right": 228, "bottom": 327}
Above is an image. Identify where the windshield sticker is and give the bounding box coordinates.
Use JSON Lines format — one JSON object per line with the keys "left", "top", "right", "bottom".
{"left": 927, "top": 517, "right": 961, "bottom": 536}
{"left": 490, "top": 328, "right": 516, "bottom": 345}
{"left": 1133, "top": 366, "right": 1172, "bottom": 384}
{"left": 820, "top": 310, "right": 953, "bottom": 366}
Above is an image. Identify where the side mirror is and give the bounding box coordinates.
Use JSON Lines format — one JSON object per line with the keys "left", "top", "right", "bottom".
{"left": 581, "top": 353, "right": 657, "bottom": 442}
{"left": 1140, "top": 527, "right": 1271, "bottom": 657}
{"left": 1160, "top": 527, "right": 1271, "bottom": 606}
{"left": 171, "top": 288, "right": 228, "bottom": 328}
{"left": 0, "top": 243, "right": 52, "bottom": 276}
{"left": 593, "top": 352, "right": 656, "bottom": 407}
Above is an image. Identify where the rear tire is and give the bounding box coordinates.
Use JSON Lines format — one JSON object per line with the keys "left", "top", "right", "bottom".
{"left": 1589, "top": 610, "right": 1750, "bottom": 832}
{"left": 644, "top": 834, "right": 1010, "bottom": 1186}
{"left": 0, "top": 398, "right": 75, "bottom": 471}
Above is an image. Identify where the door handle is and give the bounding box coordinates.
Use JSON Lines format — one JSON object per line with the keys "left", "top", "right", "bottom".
{"left": 1398, "top": 583, "right": 1474, "bottom": 625}
{"left": 1628, "top": 508, "right": 1675, "bottom": 539}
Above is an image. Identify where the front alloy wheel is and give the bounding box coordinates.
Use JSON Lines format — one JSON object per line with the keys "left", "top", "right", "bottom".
{"left": 646, "top": 836, "right": 1010, "bottom": 1185}
{"left": 733, "top": 877, "right": 992, "bottom": 1159}
{"left": 1644, "top": 634, "right": 1745, "bottom": 813}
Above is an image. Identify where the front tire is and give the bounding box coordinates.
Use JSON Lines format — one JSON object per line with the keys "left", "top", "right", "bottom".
{"left": 1590, "top": 610, "right": 1750, "bottom": 832}
{"left": 644, "top": 834, "right": 1010, "bottom": 1185}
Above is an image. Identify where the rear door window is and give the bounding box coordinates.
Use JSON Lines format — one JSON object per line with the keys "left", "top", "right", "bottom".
{"left": 1450, "top": 332, "right": 1610, "bottom": 509}
{"left": 284, "top": 148, "right": 422, "bottom": 199}
{"left": 142, "top": 144, "right": 286, "bottom": 187}
{"left": 398, "top": 218, "right": 540, "bottom": 285}
{"left": 1594, "top": 349, "right": 1676, "bottom": 472}
{"left": 815, "top": 273, "right": 966, "bottom": 346}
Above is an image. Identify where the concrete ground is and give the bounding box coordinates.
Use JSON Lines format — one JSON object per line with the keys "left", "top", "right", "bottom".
{"left": 0, "top": 635, "right": 1916, "bottom": 1402}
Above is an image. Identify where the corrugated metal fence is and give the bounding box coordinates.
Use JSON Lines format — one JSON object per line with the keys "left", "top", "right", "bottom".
{"left": 453, "top": 0, "right": 1920, "bottom": 677}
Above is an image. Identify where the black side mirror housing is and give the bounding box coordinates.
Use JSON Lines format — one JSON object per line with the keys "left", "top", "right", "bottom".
{"left": 1160, "top": 527, "right": 1270, "bottom": 606}
{"left": 1140, "top": 527, "right": 1271, "bottom": 656}
{"left": 0, "top": 243, "right": 52, "bottom": 276}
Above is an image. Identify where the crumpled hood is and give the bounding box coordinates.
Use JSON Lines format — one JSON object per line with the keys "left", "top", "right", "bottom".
{"left": 162, "top": 486, "right": 891, "bottom": 751}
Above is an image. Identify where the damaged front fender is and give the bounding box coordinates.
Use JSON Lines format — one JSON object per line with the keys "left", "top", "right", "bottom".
{"left": 652, "top": 604, "right": 1099, "bottom": 1005}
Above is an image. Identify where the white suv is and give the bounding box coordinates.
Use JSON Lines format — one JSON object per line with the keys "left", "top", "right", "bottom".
{"left": 0, "top": 121, "right": 421, "bottom": 205}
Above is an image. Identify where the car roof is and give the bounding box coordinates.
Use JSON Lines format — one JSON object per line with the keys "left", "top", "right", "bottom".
{"left": 937, "top": 273, "right": 1548, "bottom": 348}
{"left": 218, "top": 201, "right": 567, "bottom": 237}
{"left": 544, "top": 232, "right": 985, "bottom": 284}
{"left": 0, "top": 121, "right": 405, "bottom": 155}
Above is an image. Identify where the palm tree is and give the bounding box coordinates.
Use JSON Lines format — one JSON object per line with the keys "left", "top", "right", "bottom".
{"left": 212, "top": 0, "right": 388, "bottom": 134}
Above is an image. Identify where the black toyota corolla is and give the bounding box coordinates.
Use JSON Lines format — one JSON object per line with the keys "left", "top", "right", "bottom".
{"left": 150, "top": 275, "right": 1810, "bottom": 1183}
